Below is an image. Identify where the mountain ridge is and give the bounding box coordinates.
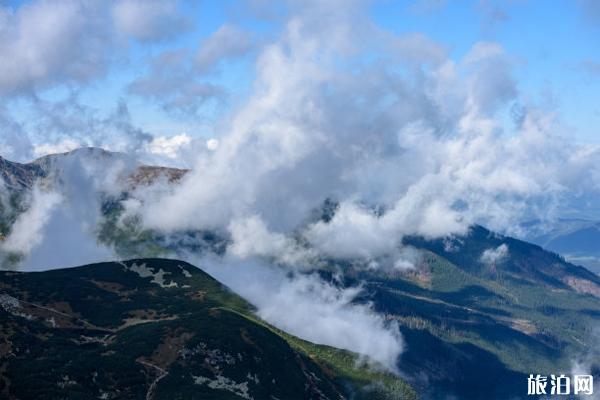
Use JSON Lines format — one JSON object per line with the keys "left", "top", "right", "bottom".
{"left": 0, "top": 258, "right": 415, "bottom": 400}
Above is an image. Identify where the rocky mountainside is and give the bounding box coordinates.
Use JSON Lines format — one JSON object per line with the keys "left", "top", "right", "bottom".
{"left": 0, "top": 148, "right": 188, "bottom": 193}
{"left": 0, "top": 258, "right": 415, "bottom": 400}
{"left": 0, "top": 155, "right": 46, "bottom": 191}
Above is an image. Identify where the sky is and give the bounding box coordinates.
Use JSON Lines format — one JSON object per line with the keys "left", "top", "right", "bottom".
{"left": 0, "top": 0, "right": 599, "bottom": 165}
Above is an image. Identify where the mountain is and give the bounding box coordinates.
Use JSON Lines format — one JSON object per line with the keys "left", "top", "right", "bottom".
{"left": 0, "top": 147, "right": 187, "bottom": 196}
{"left": 0, "top": 155, "right": 46, "bottom": 191}
{"left": 0, "top": 258, "right": 415, "bottom": 400}
{"left": 0, "top": 148, "right": 187, "bottom": 244}
{"left": 322, "top": 225, "right": 600, "bottom": 399}
{"left": 2, "top": 149, "right": 600, "bottom": 399}
{"left": 523, "top": 218, "right": 600, "bottom": 275}
{"left": 99, "top": 208, "right": 600, "bottom": 398}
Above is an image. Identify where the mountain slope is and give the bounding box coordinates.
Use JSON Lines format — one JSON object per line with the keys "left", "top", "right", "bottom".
{"left": 323, "top": 225, "right": 600, "bottom": 399}
{"left": 0, "top": 258, "right": 415, "bottom": 400}
{"left": 0, "top": 148, "right": 187, "bottom": 193}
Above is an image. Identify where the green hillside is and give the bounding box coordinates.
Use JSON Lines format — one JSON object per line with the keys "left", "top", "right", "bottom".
{"left": 0, "top": 258, "right": 415, "bottom": 400}
{"left": 323, "top": 225, "right": 600, "bottom": 399}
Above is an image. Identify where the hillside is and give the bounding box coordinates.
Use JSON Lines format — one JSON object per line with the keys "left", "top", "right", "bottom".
{"left": 0, "top": 149, "right": 187, "bottom": 249}
{"left": 0, "top": 258, "right": 415, "bottom": 400}
{"left": 324, "top": 225, "right": 600, "bottom": 399}
{"left": 0, "top": 148, "right": 187, "bottom": 193}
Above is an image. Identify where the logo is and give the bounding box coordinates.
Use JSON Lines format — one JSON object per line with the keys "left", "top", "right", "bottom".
{"left": 528, "top": 374, "right": 594, "bottom": 396}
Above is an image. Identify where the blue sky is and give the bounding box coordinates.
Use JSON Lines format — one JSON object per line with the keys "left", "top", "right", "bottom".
{"left": 0, "top": 0, "right": 599, "bottom": 163}
{"left": 141, "top": 0, "right": 600, "bottom": 142}
{"left": 369, "top": 0, "right": 600, "bottom": 143}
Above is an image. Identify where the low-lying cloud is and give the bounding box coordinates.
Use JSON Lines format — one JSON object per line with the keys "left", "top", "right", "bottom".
{"left": 196, "top": 255, "right": 404, "bottom": 372}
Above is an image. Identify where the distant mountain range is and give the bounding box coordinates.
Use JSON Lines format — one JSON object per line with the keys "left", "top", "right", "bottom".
{"left": 0, "top": 147, "right": 187, "bottom": 193}
{"left": 523, "top": 219, "right": 600, "bottom": 275}
{"left": 1, "top": 148, "right": 599, "bottom": 399}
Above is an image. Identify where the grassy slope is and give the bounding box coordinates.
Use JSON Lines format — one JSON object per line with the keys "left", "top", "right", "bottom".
{"left": 337, "top": 228, "right": 600, "bottom": 399}
{"left": 0, "top": 258, "right": 415, "bottom": 400}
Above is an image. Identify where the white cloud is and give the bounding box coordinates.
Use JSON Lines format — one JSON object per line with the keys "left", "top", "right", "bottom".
{"left": 228, "top": 215, "right": 316, "bottom": 267}
{"left": 1, "top": 187, "right": 61, "bottom": 255}
{"left": 480, "top": 244, "right": 509, "bottom": 265}
{"left": 0, "top": 0, "right": 111, "bottom": 95}
{"left": 196, "top": 256, "right": 404, "bottom": 372}
{"left": 0, "top": 0, "right": 187, "bottom": 97}
{"left": 304, "top": 203, "right": 397, "bottom": 260}
{"left": 206, "top": 138, "right": 219, "bottom": 151}
{"left": 144, "top": 134, "right": 192, "bottom": 159}
{"left": 33, "top": 138, "right": 81, "bottom": 158}
{"left": 129, "top": 0, "right": 600, "bottom": 268}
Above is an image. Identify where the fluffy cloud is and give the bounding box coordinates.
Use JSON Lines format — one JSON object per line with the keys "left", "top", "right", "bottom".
{"left": 144, "top": 134, "right": 192, "bottom": 159}
{"left": 1, "top": 149, "right": 126, "bottom": 269}
{"left": 480, "top": 244, "right": 509, "bottom": 265}
{"left": 24, "top": 99, "right": 153, "bottom": 161}
{"left": 228, "top": 215, "right": 316, "bottom": 267}
{"left": 196, "top": 256, "right": 404, "bottom": 372}
{"left": 0, "top": 0, "right": 110, "bottom": 95}
{"left": 0, "top": 187, "right": 61, "bottom": 255}
{"left": 0, "top": 108, "right": 32, "bottom": 161}
{"left": 129, "top": 0, "right": 600, "bottom": 269}
{"left": 0, "top": 0, "right": 188, "bottom": 97}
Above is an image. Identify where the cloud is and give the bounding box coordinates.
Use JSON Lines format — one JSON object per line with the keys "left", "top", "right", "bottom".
{"left": 0, "top": 0, "right": 111, "bottom": 96}
{"left": 33, "top": 138, "right": 81, "bottom": 158}
{"left": 206, "top": 138, "right": 219, "bottom": 151}
{"left": 15, "top": 195, "right": 114, "bottom": 271}
{"left": 1, "top": 149, "right": 125, "bottom": 270}
{"left": 0, "top": 0, "right": 188, "bottom": 97}
{"left": 196, "top": 255, "right": 404, "bottom": 372}
{"left": 571, "top": 326, "right": 600, "bottom": 400}
{"left": 26, "top": 99, "right": 153, "bottom": 160}
{"left": 304, "top": 203, "right": 398, "bottom": 260}
{"left": 196, "top": 24, "right": 254, "bottom": 73}
{"left": 129, "top": 0, "right": 600, "bottom": 269}
{"left": 0, "top": 108, "right": 32, "bottom": 161}
{"left": 112, "top": 0, "right": 188, "bottom": 42}
{"left": 480, "top": 243, "right": 509, "bottom": 265}
{"left": 387, "top": 32, "right": 448, "bottom": 66}
{"left": 0, "top": 187, "right": 61, "bottom": 255}
{"left": 143, "top": 133, "right": 192, "bottom": 159}
{"left": 227, "top": 215, "right": 317, "bottom": 267}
